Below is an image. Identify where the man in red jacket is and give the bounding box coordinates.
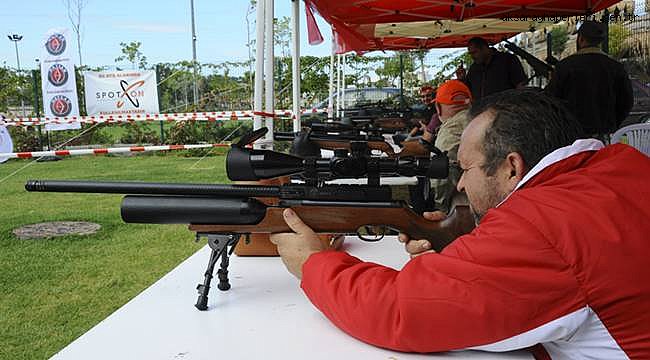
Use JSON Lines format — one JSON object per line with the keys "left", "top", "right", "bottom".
{"left": 269, "top": 90, "right": 650, "bottom": 359}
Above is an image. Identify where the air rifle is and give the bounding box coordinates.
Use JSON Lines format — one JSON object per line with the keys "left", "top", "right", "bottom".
{"left": 342, "top": 102, "right": 414, "bottom": 130}
{"left": 24, "top": 128, "right": 475, "bottom": 311}
{"left": 275, "top": 127, "right": 431, "bottom": 159}
{"left": 503, "top": 39, "right": 555, "bottom": 80}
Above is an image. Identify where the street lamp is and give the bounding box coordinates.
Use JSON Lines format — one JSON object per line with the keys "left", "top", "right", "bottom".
{"left": 7, "top": 34, "right": 26, "bottom": 116}
{"left": 7, "top": 34, "right": 23, "bottom": 70}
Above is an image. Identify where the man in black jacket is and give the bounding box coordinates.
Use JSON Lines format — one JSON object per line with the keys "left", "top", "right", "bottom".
{"left": 546, "top": 21, "right": 633, "bottom": 139}
{"left": 458, "top": 37, "right": 527, "bottom": 100}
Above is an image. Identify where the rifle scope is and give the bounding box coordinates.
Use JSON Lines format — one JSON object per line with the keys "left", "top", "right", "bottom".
{"left": 226, "top": 143, "right": 448, "bottom": 181}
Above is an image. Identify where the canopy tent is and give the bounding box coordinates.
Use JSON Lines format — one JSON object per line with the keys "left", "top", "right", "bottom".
{"left": 307, "top": 0, "right": 620, "bottom": 53}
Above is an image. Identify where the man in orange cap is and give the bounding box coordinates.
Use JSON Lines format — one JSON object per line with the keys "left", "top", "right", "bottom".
{"left": 428, "top": 79, "right": 473, "bottom": 212}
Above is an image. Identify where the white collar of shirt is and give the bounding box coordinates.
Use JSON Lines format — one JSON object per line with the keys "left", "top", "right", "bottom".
{"left": 496, "top": 139, "right": 605, "bottom": 208}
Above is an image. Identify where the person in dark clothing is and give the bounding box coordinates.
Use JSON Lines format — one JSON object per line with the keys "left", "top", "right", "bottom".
{"left": 457, "top": 37, "right": 527, "bottom": 100}
{"left": 546, "top": 21, "right": 634, "bottom": 139}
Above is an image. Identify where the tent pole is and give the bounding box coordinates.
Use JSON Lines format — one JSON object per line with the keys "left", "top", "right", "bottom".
{"left": 327, "top": 40, "right": 335, "bottom": 118}
{"left": 291, "top": 0, "right": 301, "bottom": 131}
{"left": 264, "top": 0, "right": 275, "bottom": 149}
{"left": 253, "top": 0, "right": 265, "bottom": 149}
{"left": 399, "top": 52, "right": 405, "bottom": 111}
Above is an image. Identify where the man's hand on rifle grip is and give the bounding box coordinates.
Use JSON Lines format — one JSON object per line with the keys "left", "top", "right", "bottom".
{"left": 269, "top": 209, "right": 330, "bottom": 280}
{"left": 398, "top": 211, "right": 447, "bottom": 258}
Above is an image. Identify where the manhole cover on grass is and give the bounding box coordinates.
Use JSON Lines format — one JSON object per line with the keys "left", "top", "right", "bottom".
{"left": 13, "top": 222, "right": 101, "bottom": 240}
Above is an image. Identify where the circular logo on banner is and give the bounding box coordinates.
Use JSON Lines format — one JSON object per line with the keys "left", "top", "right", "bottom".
{"left": 47, "top": 64, "right": 69, "bottom": 86}
{"left": 50, "top": 95, "right": 73, "bottom": 117}
{"left": 45, "top": 33, "right": 67, "bottom": 56}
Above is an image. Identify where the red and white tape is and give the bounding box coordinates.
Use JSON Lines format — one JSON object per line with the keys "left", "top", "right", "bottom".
{"left": 3, "top": 109, "right": 324, "bottom": 127}
{"left": 0, "top": 143, "right": 230, "bottom": 159}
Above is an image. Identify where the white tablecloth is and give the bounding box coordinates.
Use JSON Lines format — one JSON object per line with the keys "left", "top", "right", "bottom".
{"left": 51, "top": 237, "right": 534, "bottom": 360}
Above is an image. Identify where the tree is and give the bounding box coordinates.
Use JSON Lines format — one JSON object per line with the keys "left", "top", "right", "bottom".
{"left": 609, "top": 24, "right": 631, "bottom": 59}
{"left": 430, "top": 51, "right": 472, "bottom": 87}
{"left": 115, "top": 41, "right": 148, "bottom": 70}
{"left": 0, "top": 65, "right": 33, "bottom": 114}
{"left": 550, "top": 26, "right": 569, "bottom": 57}
{"left": 374, "top": 53, "right": 418, "bottom": 89}
{"left": 274, "top": 16, "right": 291, "bottom": 59}
{"left": 414, "top": 50, "right": 429, "bottom": 82}
{"left": 63, "top": 0, "right": 88, "bottom": 66}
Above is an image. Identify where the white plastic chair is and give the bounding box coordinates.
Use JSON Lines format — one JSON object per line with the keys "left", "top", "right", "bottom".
{"left": 611, "top": 123, "right": 650, "bottom": 156}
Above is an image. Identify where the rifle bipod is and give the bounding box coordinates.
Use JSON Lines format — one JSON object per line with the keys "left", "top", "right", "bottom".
{"left": 194, "top": 233, "right": 241, "bottom": 311}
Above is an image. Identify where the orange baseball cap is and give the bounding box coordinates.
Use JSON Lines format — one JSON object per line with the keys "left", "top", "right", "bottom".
{"left": 434, "top": 80, "right": 472, "bottom": 105}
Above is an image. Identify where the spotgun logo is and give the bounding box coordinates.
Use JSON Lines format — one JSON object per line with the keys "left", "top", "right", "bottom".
{"left": 116, "top": 80, "right": 145, "bottom": 108}
{"left": 45, "top": 34, "right": 67, "bottom": 56}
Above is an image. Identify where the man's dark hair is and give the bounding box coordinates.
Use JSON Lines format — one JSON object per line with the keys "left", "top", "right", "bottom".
{"left": 468, "top": 37, "right": 489, "bottom": 48}
{"left": 469, "top": 90, "right": 584, "bottom": 175}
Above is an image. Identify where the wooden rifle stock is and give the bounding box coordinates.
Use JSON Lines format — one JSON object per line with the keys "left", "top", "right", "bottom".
{"left": 397, "top": 141, "right": 429, "bottom": 158}
{"left": 315, "top": 139, "right": 429, "bottom": 159}
{"left": 189, "top": 204, "right": 475, "bottom": 252}
{"left": 315, "top": 140, "right": 397, "bottom": 157}
{"left": 374, "top": 117, "right": 409, "bottom": 129}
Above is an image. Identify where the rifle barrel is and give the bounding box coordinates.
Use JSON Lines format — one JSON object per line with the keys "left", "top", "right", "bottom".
{"left": 25, "top": 180, "right": 394, "bottom": 202}
{"left": 25, "top": 180, "right": 280, "bottom": 197}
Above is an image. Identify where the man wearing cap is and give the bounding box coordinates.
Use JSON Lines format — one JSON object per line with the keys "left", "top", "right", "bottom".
{"left": 546, "top": 20, "right": 633, "bottom": 140}
{"left": 429, "top": 80, "right": 472, "bottom": 213}
{"left": 458, "top": 37, "right": 527, "bottom": 100}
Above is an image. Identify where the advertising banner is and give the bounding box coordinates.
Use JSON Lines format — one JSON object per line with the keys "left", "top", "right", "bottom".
{"left": 40, "top": 28, "right": 81, "bottom": 131}
{"left": 83, "top": 70, "right": 159, "bottom": 116}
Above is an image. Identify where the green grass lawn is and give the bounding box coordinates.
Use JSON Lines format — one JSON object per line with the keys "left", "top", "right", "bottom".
{"left": 0, "top": 154, "right": 229, "bottom": 360}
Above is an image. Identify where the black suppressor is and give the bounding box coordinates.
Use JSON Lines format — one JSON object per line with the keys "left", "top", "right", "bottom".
{"left": 121, "top": 196, "right": 267, "bottom": 225}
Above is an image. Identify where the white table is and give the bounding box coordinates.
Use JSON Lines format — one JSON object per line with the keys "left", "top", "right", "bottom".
{"left": 51, "top": 237, "right": 534, "bottom": 360}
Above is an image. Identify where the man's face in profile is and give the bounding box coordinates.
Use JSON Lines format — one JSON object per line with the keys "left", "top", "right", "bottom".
{"left": 457, "top": 112, "right": 513, "bottom": 222}
{"left": 468, "top": 43, "right": 490, "bottom": 65}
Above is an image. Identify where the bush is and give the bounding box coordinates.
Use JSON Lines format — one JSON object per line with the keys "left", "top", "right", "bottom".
{"left": 8, "top": 127, "right": 40, "bottom": 152}
{"left": 167, "top": 121, "right": 252, "bottom": 145}
{"left": 119, "top": 123, "right": 159, "bottom": 144}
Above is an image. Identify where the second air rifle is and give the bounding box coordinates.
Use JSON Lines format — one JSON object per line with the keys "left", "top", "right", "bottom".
{"left": 275, "top": 122, "right": 431, "bottom": 158}
{"left": 503, "top": 39, "right": 556, "bottom": 80}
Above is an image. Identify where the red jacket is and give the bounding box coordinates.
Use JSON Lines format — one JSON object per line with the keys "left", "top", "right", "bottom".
{"left": 301, "top": 140, "right": 650, "bottom": 359}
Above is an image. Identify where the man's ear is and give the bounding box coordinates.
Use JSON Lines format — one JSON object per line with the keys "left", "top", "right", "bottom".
{"left": 435, "top": 103, "right": 442, "bottom": 117}
{"left": 504, "top": 152, "right": 526, "bottom": 187}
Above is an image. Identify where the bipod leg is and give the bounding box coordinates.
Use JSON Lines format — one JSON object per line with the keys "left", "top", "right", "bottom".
{"left": 194, "top": 233, "right": 240, "bottom": 311}
{"left": 217, "top": 240, "right": 235, "bottom": 291}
